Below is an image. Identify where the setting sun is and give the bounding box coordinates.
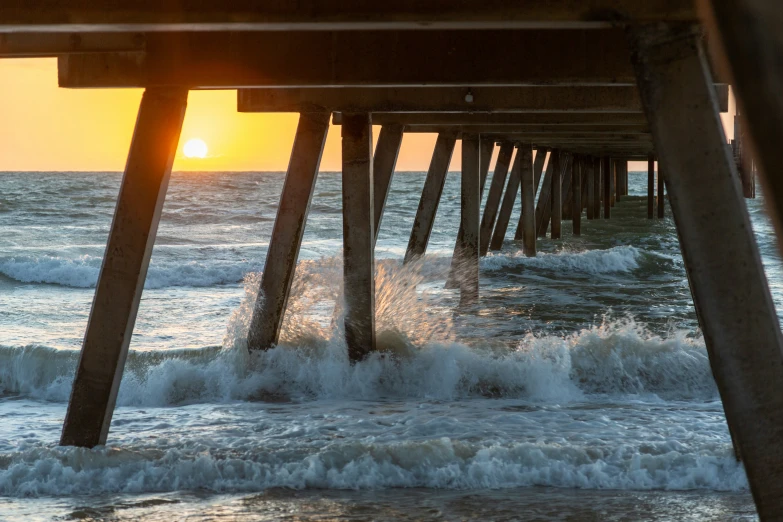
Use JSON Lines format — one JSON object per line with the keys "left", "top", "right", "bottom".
{"left": 183, "top": 138, "right": 208, "bottom": 159}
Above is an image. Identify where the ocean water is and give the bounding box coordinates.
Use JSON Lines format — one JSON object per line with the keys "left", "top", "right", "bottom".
{"left": 0, "top": 167, "right": 774, "bottom": 521}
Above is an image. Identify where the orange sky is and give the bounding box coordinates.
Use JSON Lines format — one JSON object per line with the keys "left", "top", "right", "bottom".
{"left": 0, "top": 58, "right": 735, "bottom": 173}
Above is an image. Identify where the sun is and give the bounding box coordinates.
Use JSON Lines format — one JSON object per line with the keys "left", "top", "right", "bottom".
{"left": 183, "top": 138, "right": 208, "bottom": 159}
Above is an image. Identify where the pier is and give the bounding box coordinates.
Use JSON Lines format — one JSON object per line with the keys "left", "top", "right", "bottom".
{"left": 2, "top": 1, "right": 783, "bottom": 518}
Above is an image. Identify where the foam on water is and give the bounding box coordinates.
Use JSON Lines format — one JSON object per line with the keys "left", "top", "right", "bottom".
{"left": 0, "top": 259, "right": 716, "bottom": 406}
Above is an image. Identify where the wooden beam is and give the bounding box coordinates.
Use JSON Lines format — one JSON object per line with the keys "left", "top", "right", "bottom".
{"left": 246, "top": 112, "right": 330, "bottom": 352}
{"left": 403, "top": 125, "right": 651, "bottom": 134}
{"left": 630, "top": 23, "right": 783, "bottom": 519}
{"left": 489, "top": 147, "right": 522, "bottom": 251}
{"left": 0, "top": 1, "right": 697, "bottom": 33}
{"left": 241, "top": 85, "right": 728, "bottom": 113}
{"left": 519, "top": 144, "right": 537, "bottom": 256}
{"left": 514, "top": 147, "right": 547, "bottom": 240}
{"left": 0, "top": 32, "right": 143, "bottom": 56}
{"left": 60, "top": 30, "right": 638, "bottom": 88}
{"left": 60, "top": 87, "right": 187, "bottom": 448}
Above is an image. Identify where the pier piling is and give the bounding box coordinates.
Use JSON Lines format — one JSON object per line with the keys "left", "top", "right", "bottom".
{"left": 515, "top": 147, "right": 547, "bottom": 240}
{"left": 519, "top": 144, "right": 536, "bottom": 256}
{"left": 458, "top": 134, "right": 481, "bottom": 306}
{"left": 60, "top": 87, "right": 188, "bottom": 448}
{"left": 551, "top": 152, "right": 563, "bottom": 239}
{"left": 657, "top": 166, "right": 665, "bottom": 218}
{"left": 603, "top": 156, "right": 611, "bottom": 219}
{"left": 648, "top": 154, "right": 655, "bottom": 219}
{"left": 572, "top": 155, "right": 582, "bottom": 235}
{"left": 630, "top": 22, "right": 783, "bottom": 518}
{"left": 479, "top": 141, "right": 513, "bottom": 256}
{"left": 489, "top": 145, "right": 522, "bottom": 251}
{"left": 535, "top": 150, "right": 558, "bottom": 238}
{"left": 341, "top": 113, "right": 376, "bottom": 361}
{"left": 247, "top": 111, "right": 330, "bottom": 352}
{"left": 372, "top": 123, "right": 404, "bottom": 240}
{"left": 404, "top": 131, "right": 456, "bottom": 264}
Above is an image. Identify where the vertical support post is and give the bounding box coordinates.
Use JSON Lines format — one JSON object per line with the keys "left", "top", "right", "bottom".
{"left": 514, "top": 147, "right": 547, "bottom": 240}
{"left": 551, "top": 152, "right": 564, "bottom": 239}
{"left": 657, "top": 165, "right": 665, "bottom": 218}
{"left": 60, "top": 87, "right": 187, "bottom": 448}
{"left": 647, "top": 153, "right": 655, "bottom": 219}
{"left": 446, "top": 137, "right": 493, "bottom": 287}
{"left": 572, "top": 155, "right": 582, "bottom": 235}
{"left": 404, "top": 131, "right": 457, "bottom": 264}
{"left": 519, "top": 143, "right": 536, "bottom": 256}
{"left": 458, "top": 133, "right": 480, "bottom": 307}
{"left": 536, "top": 150, "right": 559, "bottom": 238}
{"left": 610, "top": 158, "right": 617, "bottom": 206}
{"left": 587, "top": 156, "right": 596, "bottom": 220}
{"left": 561, "top": 154, "right": 573, "bottom": 220}
{"left": 621, "top": 161, "right": 629, "bottom": 196}
{"left": 247, "top": 112, "right": 330, "bottom": 352}
{"left": 615, "top": 159, "right": 622, "bottom": 202}
{"left": 479, "top": 141, "right": 513, "bottom": 256}
{"left": 372, "top": 123, "right": 404, "bottom": 240}
{"left": 490, "top": 145, "right": 521, "bottom": 251}
{"left": 593, "top": 156, "right": 602, "bottom": 219}
{"left": 341, "top": 113, "right": 375, "bottom": 361}
{"left": 603, "top": 156, "right": 611, "bottom": 219}
{"left": 580, "top": 156, "right": 589, "bottom": 212}
{"left": 629, "top": 23, "right": 783, "bottom": 519}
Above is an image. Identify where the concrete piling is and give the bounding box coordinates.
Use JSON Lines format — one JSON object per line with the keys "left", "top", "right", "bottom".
{"left": 458, "top": 133, "right": 481, "bottom": 306}
{"left": 404, "top": 131, "right": 457, "bottom": 264}
{"left": 372, "top": 123, "right": 404, "bottom": 239}
{"left": 247, "top": 111, "right": 330, "bottom": 352}
{"left": 60, "top": 87, "right": 188, "bottom": 448}
{"left": 603, "top": 156, "right": 611, "bottom": 219}
{"left": 551, "top": 151, "right": 564, "bottom": 239}
{"left": 587, "top": 156, "right": 596, "bottom": 220}
{"left": 572, "top": 155, "right": 582, "bottom": 235}
{"left": 489, "top": 145, "right": 521, "bottom": 251}
{"left": 648, "top": 154, "right": 655, "bottom": 219}
{"left": 535, "top": 149, "right": 559, "bottom": 238}
{"left": 515, "top": 147, "right": 547, "bottom": 240}
{"left": 341, "top": 113, "right": 376, "bottom": 361}
{"left": 630, "top": 23, "right": 783, "bottom": 518}
{"left": 479, "top": 141, "right": 513, "bottom": 256}
{"left": 657, "top": 165, "right": 665, "bottom": 219}
{"left": 519, "top": 143, "right": 536, "bottom": 256}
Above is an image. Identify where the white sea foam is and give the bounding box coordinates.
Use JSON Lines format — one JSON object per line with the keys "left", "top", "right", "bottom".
{"left": 482, "top": 246, "right": 643, "bottom": 274}
{"left": 0, "top": 435, "right": 747, "bottom": 497}
{"left": 0, "top": 255, "right": 255, "bottom": 289}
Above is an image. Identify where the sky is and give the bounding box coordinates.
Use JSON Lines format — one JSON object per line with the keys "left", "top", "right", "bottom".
{"left": 0, "top": 58, "right": 735, "bottom": 173}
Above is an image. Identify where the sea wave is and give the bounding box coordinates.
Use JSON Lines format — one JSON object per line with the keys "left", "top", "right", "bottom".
{"left": 0, "top": 255, "right": 255, "bottom": 289}
{"left": 482, "top": 246, "right": 643, "bottom": 274}
{"left": 0, "top": 320, "right": 716, "bottom": 407}
{"left": 0, "top": 435, "right": 746, "bottom": 497}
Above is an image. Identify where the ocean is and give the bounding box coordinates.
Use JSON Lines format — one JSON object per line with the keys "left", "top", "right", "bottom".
{"left": 0, "top": 169, "right": 772, "bottom": 521}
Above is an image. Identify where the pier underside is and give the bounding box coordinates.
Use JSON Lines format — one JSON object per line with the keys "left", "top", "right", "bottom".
{"left": 3, "top": 1, "right": 783, "bottom": 519}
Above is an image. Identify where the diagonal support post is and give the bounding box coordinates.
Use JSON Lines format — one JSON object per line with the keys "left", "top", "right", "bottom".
{"left": 629, "top": 23, "right": 783, "bottom": 519}
{"left": 60, "top": 87, "right": 187, "bottom": 448}
{"left": 247, "top": 112, "right": 330, "bottom": 352}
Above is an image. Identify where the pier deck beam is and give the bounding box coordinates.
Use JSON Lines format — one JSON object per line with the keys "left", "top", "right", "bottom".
{"left": 60, "top": 87, "right": 187, "bottom": 448}
{"left": 630, "top": 23, "right": 783, "bottom": 519}
{"left": 458, "top": 134, "right": 481, "bottom": 306}
{"left": 479, "top": 141, "right": 513, "bottom": 256}
{"left": 247, "top": 112, "right": 330, "bottom": 351}
{"left": 373, "top": 124, "right": 405, "bottom": 240}
{"left": 489, "top": 146, "right": 521, "bottom": 251}
{"left": 404, "top": 131, "right": 457, "bottom": 264}
{"left": 647, "top": 153, "right": 655, "bottom": 219}
{"left": 514, "top": 147, "right": 547, "bottom": 240}
{"left": 341, "top": 113, "right": 376, "bottom": 361}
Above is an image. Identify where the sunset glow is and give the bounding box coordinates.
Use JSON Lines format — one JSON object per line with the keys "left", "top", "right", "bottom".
{"left": 183, "top": 138, "right": 208, "bottom": 159}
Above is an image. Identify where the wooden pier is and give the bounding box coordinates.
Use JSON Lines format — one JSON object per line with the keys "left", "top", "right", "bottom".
{"left": 2, "top": 1, "right": 783, "bottom": 518}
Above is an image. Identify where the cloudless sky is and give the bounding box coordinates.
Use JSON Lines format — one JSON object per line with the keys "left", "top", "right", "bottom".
{"left": 0, "top": 58, "right": 736, "bottom": 173}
